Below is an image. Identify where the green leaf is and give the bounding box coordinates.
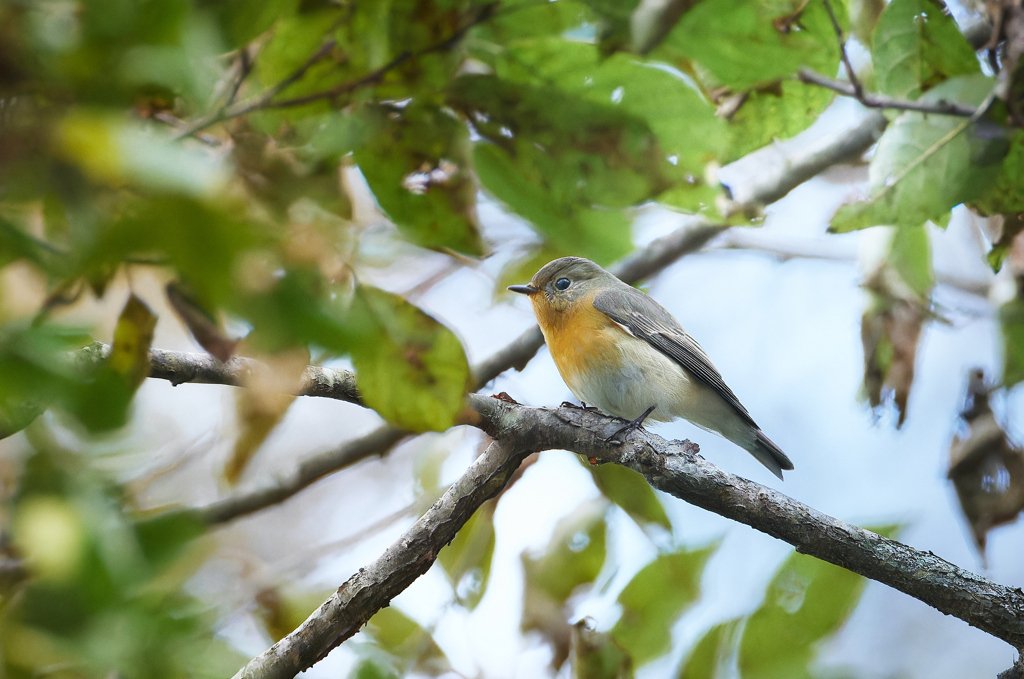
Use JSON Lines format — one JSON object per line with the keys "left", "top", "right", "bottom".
{"left": 354, "top": 103, "right": 483, "bottom": 255}
{"left": 726, "top": 80, "right": 835, "bottom": 161}
{"left": 677, "top": 619, "right": 739, "bottom": 679}
{"left": 133, "top": 510, "right": 208, "bottom": 568}
{"left": 349, "top": 285, "right": 470, "bottom": 433}
{"left": 364, "top": 607, "right": 450, "bottom": 675}
{"left": 611, "top": 543, "right": 716, "bottom": 666}
{"left": 490, "top": 39, "right": 725, "bottom": 177}
{"left": 571, "top": 619, "right": 634, "bottom": 679}
{"left": 737, "top": 550, "right": 868, "bottom": 679}
{"left": 213, "top": 0, "right": 299, "bottom": 48}
{"left": 986, "top": 214, "right": 1024, "bottom": 273}
{"left": 658, "top": 0, "right": 842, "bottom": 90}
{"left": 849, "top": 0, "right": 886, "bottom": 45}
{"left": 579, "top": 0, "right": 642, "bottom": 53}
{"left": 971, "top": 131, "right": 1024, "bottom": 217}
{"left": 349, "top": 659, "right": 400, "bottom": 679}
{"left": 831, "top": 75, "right": 1006, "bottom": 232}
{"left": 872, "top": 0, "right": 980, "bottom": 101}
{"left": 476, "top": 1, "right": 592, "bottom": 43}
{"left": 522, "top": 503, "right": 609, "bottom": 606}
{"left": 437, "top": 500, "right": 496, "bottom": 609}
{"left": 473, "top": 143, "right": 634, "bottom": 265}
{"left": 0, "top": 323, "right": 91, "bottom": 439}
{"left": 0, "top": 217, "right": 64, "bottom": 272}
{"left": 254, "top": 10, "right": 346, "bottom": 106}
{"left": 522, "top": 502, "right": 609, "bottom": 669}
{"left": 888, "top": 223, "right": 933, "bottom": 297}
{"left": 587, "top": 462, "right": 672, "bottom": 532}
{"left": 631, "top": 0, "right": 705, "bottom": 54}
{"left": 1001, "top": 292, "right": 1024, "bottom": 388}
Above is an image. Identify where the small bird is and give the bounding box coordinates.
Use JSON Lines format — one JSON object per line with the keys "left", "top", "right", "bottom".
{"left": 509, "top": 257, "right": 793, "bottom": 479}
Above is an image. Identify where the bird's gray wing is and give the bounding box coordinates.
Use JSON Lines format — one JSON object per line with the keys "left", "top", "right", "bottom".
{"left": 593, "top": 287, "right": 757, "bottom": 427}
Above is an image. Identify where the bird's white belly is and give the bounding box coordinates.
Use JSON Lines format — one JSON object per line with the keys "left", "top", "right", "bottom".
{"left": 563, "top": 332, "right": 754, "bottom": 447}
{"left": 565, "top": 332, "right": 692, "bottom": 422}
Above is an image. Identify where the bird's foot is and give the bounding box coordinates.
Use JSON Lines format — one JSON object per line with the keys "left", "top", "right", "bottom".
{"left": 608, "top": 405, "right": 656, "bottom": 443}
{"left": 560, "top": 401, "right": 601, "bottom": 412}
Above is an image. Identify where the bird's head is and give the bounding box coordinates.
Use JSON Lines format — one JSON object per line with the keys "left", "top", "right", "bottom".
{"left": 508, "top": 257, "right": 612, "bottom": 314}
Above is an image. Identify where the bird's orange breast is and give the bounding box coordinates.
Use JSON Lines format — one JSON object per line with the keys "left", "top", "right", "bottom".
{"left": 531, "top": 290, "right": 626, "bottom": 383}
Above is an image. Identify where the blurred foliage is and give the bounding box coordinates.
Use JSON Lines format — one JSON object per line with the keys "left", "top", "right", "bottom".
{"left": 348, "top": 607, "right": 451, "bottom": 679}
{"left": 5, "top": 439, "right": 238, "bottom": 678}
{"left": 438, "top": 498, "right": 496, "bottom": 609}
{"left": 611, "top": 543, "right": 715, "bottom": 666}
{"left": 522, "top": 500, "right": 609, "bottom": 668}
{"left": 948, "top": 370, "right": 1024, "bottom": 559}
{"left": 0, "top": 0, "right": 1020, "bottom": 675}
{"left": 860, "top": 224, "right": 932, "bottom": 426}
{"left": 587, "top": 460, "right": 672, "bottom": 533}
{"left": 680, "top": 534, "right": 893, "bottom": 679}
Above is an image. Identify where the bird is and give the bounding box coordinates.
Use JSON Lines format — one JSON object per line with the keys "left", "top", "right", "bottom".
{"left": 508, "top": 256, "right": 793, "bottom": 479}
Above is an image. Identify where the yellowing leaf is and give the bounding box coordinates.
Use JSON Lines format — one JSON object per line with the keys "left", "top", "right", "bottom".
{"left": 226, "top": 348, "right": 306, "bottom": 484}
{"left": 350, "top": 286, "right": 470, "bottom": 433}
{"left": 108, "top": 294, "right": 157, "bottom": 388}
{"left": 57, "top": 112, "right": 228, "bottom": 196}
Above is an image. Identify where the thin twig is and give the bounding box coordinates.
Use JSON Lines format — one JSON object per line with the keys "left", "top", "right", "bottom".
{"left": 263, "top": 51, "right": 411, "bottom": 110}
{"left": 798, "top": 68, "right": 979, "bottom": 117}
{"left": 174, "top": 2, "right": 501, "bottom": 138}
{"left": 174, "top": 38, "right": 338, "bottom": 140}
{"left": 226, "top": 47, "right": 254, "bottom": 108}
{"left": 152, "top": 112, "right": 222, "bottom": 146}
{"left": 821, "top": 0, "right": 865, "bottom": 100}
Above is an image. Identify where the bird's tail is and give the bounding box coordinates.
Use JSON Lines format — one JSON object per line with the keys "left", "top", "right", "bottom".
{"left": 746, "top": 430, "right": 794, "bottom": 481}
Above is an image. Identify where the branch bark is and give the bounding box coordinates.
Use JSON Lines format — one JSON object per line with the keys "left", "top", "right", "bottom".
{"left": 230, "top": 395, "right": 1024, "bottom": 679}
{"left": 798, "top": 68, "right": 980, "bottom": 117}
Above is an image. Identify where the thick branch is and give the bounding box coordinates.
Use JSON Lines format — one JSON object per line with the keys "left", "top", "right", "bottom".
{"left": 231, "top": 436, "right": 530, "bottom": 679}
{"left": 233, "top": 396, "right": 1024, "bottom": 679}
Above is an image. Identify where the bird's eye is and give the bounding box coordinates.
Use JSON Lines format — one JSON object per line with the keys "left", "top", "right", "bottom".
{"left": 555, "top": 278, "right": 571, "bottom": 291}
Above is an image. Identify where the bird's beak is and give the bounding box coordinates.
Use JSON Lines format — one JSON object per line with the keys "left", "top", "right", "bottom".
{"left": 508, "top": 284, "right": 539, "bottom": 295}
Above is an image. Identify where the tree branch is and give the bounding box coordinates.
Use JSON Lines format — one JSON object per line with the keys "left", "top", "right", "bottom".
{"left": 231, "top": 395, "right": 1024, "bottom": 679}
{"left": 797, "top": 68, "right": 979, "bottom": 117}
{"left": 231, "top": 434, "right": 529, "bottom": 679}
{"left": 821, "top": 0, "right": 865, "bottom": 101}
{"left": 173, "top": 3, "right": 501, "bottom": 138}
{"left": 131, "top": 222, "right": 725, "bottom": 525}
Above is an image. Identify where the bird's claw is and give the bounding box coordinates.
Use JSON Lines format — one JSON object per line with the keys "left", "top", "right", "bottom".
{"left": 607, "top": 405, "right": 656, "bottom": 443}
{"left": 560, "top": 401, "right": 601, "bottom": 412}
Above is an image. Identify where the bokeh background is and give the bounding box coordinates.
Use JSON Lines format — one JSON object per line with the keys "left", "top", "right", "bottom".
{"left": 2, "top": 0, "right": 1023, "bottom": 677}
